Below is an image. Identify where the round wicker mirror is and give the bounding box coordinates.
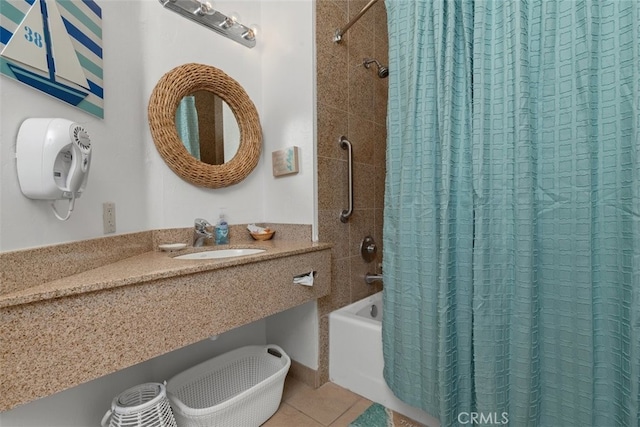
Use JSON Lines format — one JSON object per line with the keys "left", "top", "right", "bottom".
{"left": 148, "top": 63, "right": 262, "bottom": 188}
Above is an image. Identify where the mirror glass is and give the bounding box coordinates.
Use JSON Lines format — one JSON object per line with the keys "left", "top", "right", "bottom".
{"left": 176, "top": 91, "right": 240, "bottom": 165}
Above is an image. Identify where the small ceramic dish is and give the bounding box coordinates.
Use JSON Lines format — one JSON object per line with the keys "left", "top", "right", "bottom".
{"left": 159, "top": 243, "right": 188, "bottom": 252}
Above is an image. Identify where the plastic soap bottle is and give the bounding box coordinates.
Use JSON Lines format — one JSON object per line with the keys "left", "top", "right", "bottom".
{"left": 215, "top": 210, "right": 229, "bottom": 245}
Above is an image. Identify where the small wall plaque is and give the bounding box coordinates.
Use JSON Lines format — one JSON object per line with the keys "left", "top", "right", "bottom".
{"left": 272, "top": 146, "right": 299, "bottom": 177}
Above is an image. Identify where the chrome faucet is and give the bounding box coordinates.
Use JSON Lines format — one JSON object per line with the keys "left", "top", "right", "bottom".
{"left": 193, "top": 218, "right": 214, "bottom": 247}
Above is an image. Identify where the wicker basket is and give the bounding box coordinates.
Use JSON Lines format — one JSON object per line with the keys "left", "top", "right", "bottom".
{"left": 101, "top": 382, "right": 177, "bottom": 427}
{"left": 166, "top": 345, "right": 290, "bottom": 427}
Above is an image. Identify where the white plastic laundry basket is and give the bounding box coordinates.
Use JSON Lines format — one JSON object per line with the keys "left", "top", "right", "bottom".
{"left": 166, "top": 344, "right": 291, "bottom": 427}
{"left": 101, "top": 382, "right": 177, "bottom": 427}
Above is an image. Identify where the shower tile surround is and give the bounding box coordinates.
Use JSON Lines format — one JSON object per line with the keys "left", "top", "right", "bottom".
{"left": 316, "top": 0, "right": 388, "bottom": 385}
{"left": 0, "top": 224, "right": 331, "bottom": 411}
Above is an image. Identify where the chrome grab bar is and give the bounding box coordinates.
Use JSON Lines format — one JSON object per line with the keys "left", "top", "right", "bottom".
{"left": 339, "top": 136, "right": 353, "bottom": 223}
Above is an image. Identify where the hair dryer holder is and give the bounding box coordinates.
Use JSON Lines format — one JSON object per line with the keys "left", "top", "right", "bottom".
{"left": 16, "top": 118, "right": 92, "bottom": 220}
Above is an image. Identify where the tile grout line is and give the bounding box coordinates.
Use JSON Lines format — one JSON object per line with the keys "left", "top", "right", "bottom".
{"left": 325, "top": 397, "right": 365, "bottom": 427}
{"left": 279, "top": 378, "right": 369, "bottom": 427}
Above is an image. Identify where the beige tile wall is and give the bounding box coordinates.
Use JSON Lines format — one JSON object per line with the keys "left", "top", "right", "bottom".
{"left": 315, "top": 0, "right": 388, "bottom": 385}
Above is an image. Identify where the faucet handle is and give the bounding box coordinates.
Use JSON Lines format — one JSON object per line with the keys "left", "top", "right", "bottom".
{"left": 194, "top": 218, "right": 212, "bottom": 231}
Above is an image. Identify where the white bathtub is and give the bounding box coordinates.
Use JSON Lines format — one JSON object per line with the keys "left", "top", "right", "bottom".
{"left": 329, "top": 292, "right": 440, "bottom": 427}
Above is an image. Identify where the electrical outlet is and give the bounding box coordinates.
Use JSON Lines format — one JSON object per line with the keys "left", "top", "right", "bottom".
{"left": 103, "top": 202, "right": 116, "bottom": 234}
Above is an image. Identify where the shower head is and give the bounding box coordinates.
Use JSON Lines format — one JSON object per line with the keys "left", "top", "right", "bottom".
{"left": 363, "top": 58, "right": 389, "bottom": 78}
{"left": 377, "top": 65, "right": 389, "bottom": 78}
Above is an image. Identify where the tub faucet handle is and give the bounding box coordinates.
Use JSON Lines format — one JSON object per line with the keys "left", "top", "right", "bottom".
{"left": 360, "top": 236, "right": 377, "bottom": 263}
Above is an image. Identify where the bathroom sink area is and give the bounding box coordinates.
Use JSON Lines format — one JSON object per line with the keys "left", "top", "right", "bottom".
{"left": 173, "top": 248, "right": 266, "bottom": 260}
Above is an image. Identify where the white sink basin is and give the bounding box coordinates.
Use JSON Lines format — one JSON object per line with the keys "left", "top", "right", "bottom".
{"left": 173, "top": 248, "right": 266, "bottom": 260}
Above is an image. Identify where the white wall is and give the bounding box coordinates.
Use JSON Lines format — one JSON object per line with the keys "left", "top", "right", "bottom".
{"left": 0, "top": 0, "right": 319, "bottom": 424}
{"left": 260, "top": 0, "right": 317, "bottom": 226}
{"left": 0, "top": 0, "right": 316, "bottom": 251}
{"left": 266, "top": 300, "right": 319, "bottom": 369}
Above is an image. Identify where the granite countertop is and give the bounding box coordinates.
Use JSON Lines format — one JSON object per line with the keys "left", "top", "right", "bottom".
{"left": 0, "top": 240, "right": 331, "bottom": 309}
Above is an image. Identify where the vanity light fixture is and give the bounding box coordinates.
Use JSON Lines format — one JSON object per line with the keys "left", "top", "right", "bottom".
{"left": 159, "top": 0, "right": 257, "bottom": 48}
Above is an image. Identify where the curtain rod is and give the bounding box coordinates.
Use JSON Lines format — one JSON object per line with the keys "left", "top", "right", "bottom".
{"left": 333, "top": 0, "right": 380, "bottom": 43}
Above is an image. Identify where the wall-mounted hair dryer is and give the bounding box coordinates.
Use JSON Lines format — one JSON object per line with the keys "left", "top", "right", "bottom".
{"left": 16, "top": 118, "right": 92, "bottom": 221}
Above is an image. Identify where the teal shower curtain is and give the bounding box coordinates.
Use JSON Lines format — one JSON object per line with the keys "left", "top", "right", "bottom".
{"left": 176, "top": 95, "right": 201, "bottom": 160}
{"left": 382, "top": 1, "right": 640, "bottom": 426}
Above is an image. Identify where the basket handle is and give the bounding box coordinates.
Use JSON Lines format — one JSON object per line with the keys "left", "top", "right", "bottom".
{"left": 267, "top": 347, "right": 282, "bottom": 358}
{"left": 100, "top": 409, "right": 112, "bottom": 427}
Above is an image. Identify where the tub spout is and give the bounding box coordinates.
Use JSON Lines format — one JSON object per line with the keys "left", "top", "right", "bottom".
{"left": 364, "top": 273, "right": 383, "bottom": 284}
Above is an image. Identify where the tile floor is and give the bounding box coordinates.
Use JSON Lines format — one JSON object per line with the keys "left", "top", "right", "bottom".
{"left": 262, "top": 375, "right": 373, "bottom": 427}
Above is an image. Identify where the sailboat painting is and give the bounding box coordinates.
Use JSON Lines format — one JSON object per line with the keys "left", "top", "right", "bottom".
{"left": 0, "top": 0, "right": 103, "bottom": 118}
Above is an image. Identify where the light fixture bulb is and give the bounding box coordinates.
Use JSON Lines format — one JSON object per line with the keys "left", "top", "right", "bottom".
{"left": 247, "top": 23, "right": 260, "bottom": 39}
{"left": 219, "top": 11, "right": 239, "bottom": 29}
{"left": 228, "top": 12, "right": 240, "bottom": 24}
{"left": 242, "top": 29, "right": 255, "bottom": 41}
{"left": 194, "top": 0, "right": 214, "bottom": 16}
{"left": 220, "top": 16, "right": 234, "bottom": 29}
